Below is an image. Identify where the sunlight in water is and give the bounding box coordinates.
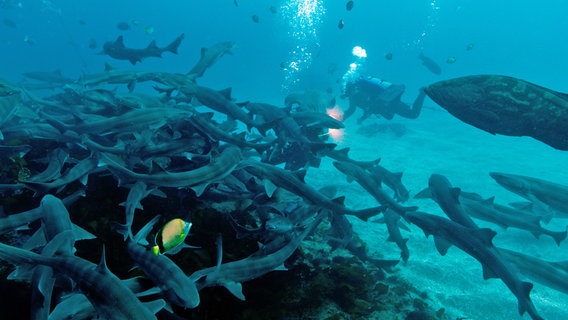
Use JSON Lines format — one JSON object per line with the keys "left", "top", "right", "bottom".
{"left": 280, "top": 0, "right": 326, "bottom": 91}
{"left": 326, "top": 105, "right": 344, "bottom": 143}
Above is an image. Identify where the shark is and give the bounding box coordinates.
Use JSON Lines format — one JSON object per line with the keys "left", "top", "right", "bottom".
{"left": 102, "top": 33, "right": 185, "bottom": 65}
{"left": 0, "top": 189, "right": 84, "bottom": 235}
{"left": 332, "top": 161, "right": 417, "bottom": 215}
{"left": 368, "top": 165, "right": 410, "bottom": 202}
{"left": 22, "top": 153, "right": 100, "bottom": 195}
{"left": 459, "top": 193, "right": 567, "bottom": 246}
{"left": 179, "top": 84, "right": 270, "bottom": 135}
{"left": 383, "top": 208, "right": 410, "bottom": 261}
{"left": 189, "top": 212, "right": 324, "bottom": 300}
{"left": 187, "top": 41, "right": 235, "bottom": 78}
{"left": 16, "top": 195, "right": 93, "bottom": 320}
{"left": 324, "top": 147, "right": 381, "bottom": 169}
{"left": 499, "top": 247, "right": 568, "bottom": 296}
{"left": 101, "top": 145, "right": 242, "bottom": 196}
{"left": 240, "top": 159, "right": 384, "bottom": 221}
{"left": 0, "top": 231, "right": 165, "bottom": 320}
{"left": 115, "top": 215, "right": 200, "bottom": 309}
{"left": 406, "top": 211, "right": 544, "bottom": 320}
{"left": 187, "top": 112, "right": 272, "bottom": 154}
{"left": 425, "top": 75, "right": 568, "bottom": 150}
{"left": 414, "top": 174, "right": 478, "bottom": 229}
{"left": 489, "top": 172, "right": 568, "bottom": 217}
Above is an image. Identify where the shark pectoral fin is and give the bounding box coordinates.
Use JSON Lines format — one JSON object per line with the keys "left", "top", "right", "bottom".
{"left": 71, "top": 224, "right": 96, "bottom": 241}
{"left": 143, "top": 299, "right": 166, "bottom": 315}
{"left": 274, "top": 264, "right": 287, "bottom": 271}
{"left": 263, "top": 179, "right": 278, "bottom": 198}
{"left": 137, "top": 286, "right": 162, "bottom": 297}
{"left": 191, "top": 183, "right": 209, "bottom": 197}
{"left": 223, "top": 281, "right": 245, "bottom": 300}
{"left": 433, "top": 236, "right": 452, "bottom": 255}
{"left": 22, "top": 228, "right": 46, "bottom": 250}
{"left": 413, "top": 188, "right": 431, "bottom": 199}
{"left": 398, "top": 220, "right": 411, "bottom": 232}
{"left": 121, "top": 276, "right": 144, "bottom": 293}
{"left": 481, "top": 266, "right": 499, "bottom": 280}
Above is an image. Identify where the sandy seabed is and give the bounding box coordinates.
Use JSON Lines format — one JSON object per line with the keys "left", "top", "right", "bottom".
{"left": 305, "top": 106, "right": 568, "bottom": 320}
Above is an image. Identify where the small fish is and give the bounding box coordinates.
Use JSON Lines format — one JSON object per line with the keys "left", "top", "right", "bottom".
{"left": 346, "top": 1, "right": 354, "bottom": 11}
{"left": 143, "top": 25, "right": 154, "bottom": 35}
{"left": 23, "top": 35, "right": 36, "bottom": 45}
{"left": 116, "top": 21, "right": 130, "bottom": 30}
{"left": 251, "top": 14, "right": 259, "bottom": 23}
{"left": 78, "top": 19, "right": 87, "bottom": 25}
{"left": 234, "top": 0, "right": 238, "bottom": 7}
{"left": 385, "top": 52, "right": 393, "bottom": 60}
{"left": 446, "top": 56, "right": 457, "bottom": 64}
{"left": 152, "top": 218, "right": 191, "bottom": 255}
{"left": 269, "top": 6, "right": 277, "bottom": 14}
{"left": 3, "top": 18, "right": 17, "bottom": 29}
{"left": 418, "top": 52, "right": 442, "bottom": 75}
{"left": 466, "top": 43, "right": 475, "bottom": 51}
{"left": 88, "top": 38, "right": 97, "bottom": 49}
{"left": 338, "top": 19, "right": 345, "bottom": 29}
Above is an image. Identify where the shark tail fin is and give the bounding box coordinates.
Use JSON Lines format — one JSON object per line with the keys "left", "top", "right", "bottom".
{"left": 112, "top": 222, "right": 132, "bottom": 241}
{"left": 553, "top": 226, "right": 568, "bottom": 246}
{"left": 166, "top": 33, "right": 185, "bottom": 55}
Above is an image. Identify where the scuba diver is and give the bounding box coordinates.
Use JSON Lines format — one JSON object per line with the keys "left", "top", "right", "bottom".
{"left": 340, "top": 75, "right": 426, "bottom": 124}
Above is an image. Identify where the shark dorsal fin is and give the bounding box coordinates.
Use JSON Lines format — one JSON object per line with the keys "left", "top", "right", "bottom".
{"left": 114, "top": 36, "right": 125, "bottom": 47}
{"left": 394, "top": 172, "right": 403, "bottom": 180}
{"left": 97, "top": 245, "right": 109, "bottom": 273}
{"left": 336, "top": 147, "right": 350, "bottom": 156}
{"left": 332, "top": 196, "right": 346, "bottom": 205}
{"left": 147, "top": 40, "right": 158, "bottom": 49}
{"left": 293, "top": 169, "right": 307, "bottom": 182}
{"left": 473, "top": 228, "right": 497, "bottom": 246}
{"left": 481, "top": 196, "right": 495, "bottom": 206}
{"left": 218, "top": 87, "right": 232, "bottom": 100}
{"left": 450, "top": 187, "right": 461, "bottom": 202}
{"left": 201, "top": 112, "right": 215, "bottom": 120}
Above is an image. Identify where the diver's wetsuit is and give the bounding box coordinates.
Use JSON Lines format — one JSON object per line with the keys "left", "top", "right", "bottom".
{"left": 342, "top": 76, "right": 426, "bottom": 123}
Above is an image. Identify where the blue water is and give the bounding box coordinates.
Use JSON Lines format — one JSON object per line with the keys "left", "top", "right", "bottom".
{"left": 1, "top": 0, "right": 568, "bottom": 319}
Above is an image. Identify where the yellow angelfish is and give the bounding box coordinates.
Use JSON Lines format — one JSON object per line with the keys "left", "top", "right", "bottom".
{"left": 152, "top": 218, "right": 191, "bottom": 256}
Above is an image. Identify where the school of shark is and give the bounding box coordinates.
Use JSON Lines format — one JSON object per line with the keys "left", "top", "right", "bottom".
{"left": 1, "top": 23, "right": 568, "bottom": 319}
